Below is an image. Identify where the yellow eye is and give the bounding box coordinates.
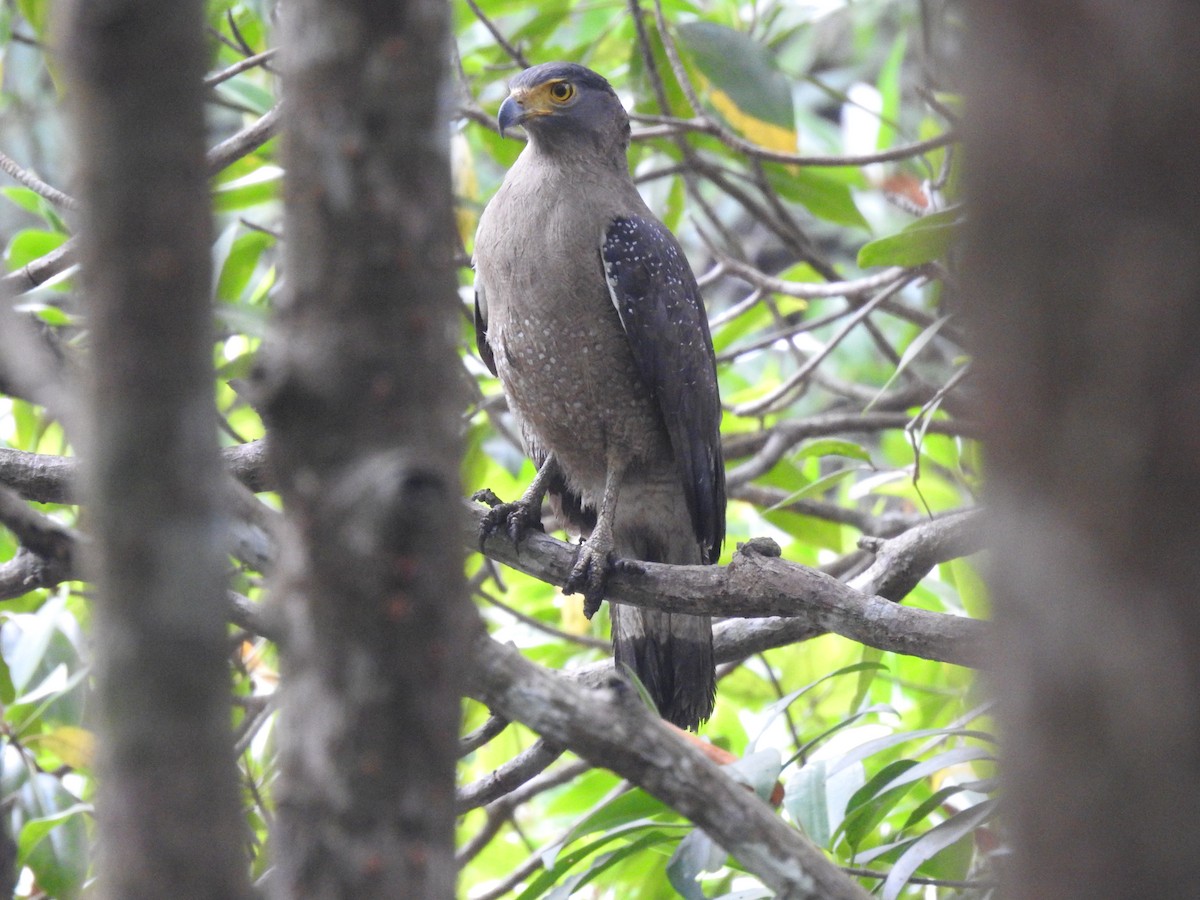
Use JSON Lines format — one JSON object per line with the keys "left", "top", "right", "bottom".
{"left": 548, "top": 81, "right": 575, "bottom": 103}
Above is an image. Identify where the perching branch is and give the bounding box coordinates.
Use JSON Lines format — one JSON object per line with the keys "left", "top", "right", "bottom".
{"left": 472, "top": 500, "right": 987, "bottom": 668}
{"left": 468, "top": 630, "right": 873, "bottom": 900}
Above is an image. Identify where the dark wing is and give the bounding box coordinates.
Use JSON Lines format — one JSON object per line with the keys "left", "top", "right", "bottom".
{"left": 473, "top": 286, "right": 497, "bottom": 376}
{"left": 601, "top": 215, "right": 725, "bottom": 563}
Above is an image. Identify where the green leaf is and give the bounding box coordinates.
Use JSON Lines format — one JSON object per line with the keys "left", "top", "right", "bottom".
{"left": 677, "top": 21, "right": 796, "bottom": 153}
{"left": 865, "top": 315, "right": 953, "bottom": 410}
{"left": 828, "top": 727, "right": 996, "bottom": 777}
{"left": 1, "top": 187, "right": 68, "bottom": 232}
{"left": 875, "top": 34, "right": 907, "bottom": 151}
{"left": 752, "top": 662, "right": 888, "bottom": 752}
{"left": 849, "top": 645, "right": 884, "bottom": 714}
{"left": 766, "top": 165, "right": 869, "bottom": 230}
{"left": 766, "top": 465, "right": 867, "bottom": 509}
{"left": 212, "top": 165, "right": 283, "bottom": 212}
{"left": 215, "top": 77, "right": 276, "bottom": 116}
{"left": 858, "top": 210, "right": 960, "bottom": 268}
{"left": 14, "top": 773, "right": 89, "bottom": 897}
{"left": 842, "top": 777, "right": 919, "bottom": 854}
{"left": 216, "top": 229, "right": 274, "bottom": 302}
{"left": 3, "top": 594, "right": 68, "bottom": 693}
{"left": 784, "top": 759, "right": 830, "bottom": 845}
{"left": 793, "top": 438, "right": 873, "bottom": 465}
{"left": 544, "top": 788, "right": 674, "bottom": 868}
{"left": 554, "top": 831, "right": 680, "bottom": 898}
{"left": 4, "top": 228, "right": 67, "bottom": 274}
{"left": 15, "top": 0, "right": 50, "bottom": 36}
{"left": 17, "top": 802, "right": 92, "bottom": 867}
{"left": 723, "top": 748, "right": 782, "bottom": 802}
{"left": 521, "top": 826, "right": 680, "bottom": 900}
{"left": 881, "top": 799, "right": 996, "bottom": 899}
{"left": 668, "top": 828, "right": 726, "bottom": 899}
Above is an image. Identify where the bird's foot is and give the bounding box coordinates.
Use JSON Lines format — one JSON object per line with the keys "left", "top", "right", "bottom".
{"left": 565, "top": 537, "right": 613, "bottom": 619}
{"left": 475, "top": 490, "right": 545, "bottom": 549}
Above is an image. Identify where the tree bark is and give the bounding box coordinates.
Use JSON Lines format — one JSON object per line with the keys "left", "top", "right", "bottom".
{"left": 963, "top": 3, "right": 1200, "bottom": 897}
{"left": 62, "top": 0, "right": 252, "bottom": 896}
{"left": 262, "top": 0, "right": 469, "bottom": 895}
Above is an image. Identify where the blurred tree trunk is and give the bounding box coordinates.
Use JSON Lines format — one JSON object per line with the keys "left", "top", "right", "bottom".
{"left": 262, "top": 0, "right": 469, "bottom": 896}
{"left": 963, "top": 3, "right": 1200, "bottom": 897}
{"left": 63, "top": 0, "right": 253, "bottom": 897}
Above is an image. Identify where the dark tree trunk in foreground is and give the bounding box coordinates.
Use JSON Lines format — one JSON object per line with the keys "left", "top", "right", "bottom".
{"left": 964, "top": 3, "right": 1200, "bottom": 897}
{"left": 63, "top": 0, "right": 252, "bottom": 896}
{"left": 262, "top": 0, "right": 469, "bottom": 895}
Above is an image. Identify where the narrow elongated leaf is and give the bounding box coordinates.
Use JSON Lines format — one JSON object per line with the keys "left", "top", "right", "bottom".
{"left": 542, "top": 788, "right": 674, "bottom": 868}
{"left": 212, "top": 165, "right": 283, "bottom": 212}
{"left": 881, "top": 799, "right": 997, "bottom": 899}
{"left": 751, "top": 662, "right": 887, "bottom": 751}
{"left": 875, "top": 35, "right": 907, "bottom": 151}
{"left": 865, "top": 314, "right": 953, "bottom": 411}
{"left": 793, "top": 438, "right": 873, "bottom": 465}
{"left": 784, "top": 759, "right": 830, "bottom": 845}
{"left": 829, "top": 727, "right": 995, "bottom": 777}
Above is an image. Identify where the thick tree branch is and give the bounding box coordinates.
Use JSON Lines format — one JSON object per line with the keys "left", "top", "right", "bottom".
{"left": 0, "top": 445, "right": 986, "bottom": 665}
{"left": 473, "top": 501, "right": 986, "bottom": 667}
{"left": 469, "top": 631, "right": 871, "bottom": 899}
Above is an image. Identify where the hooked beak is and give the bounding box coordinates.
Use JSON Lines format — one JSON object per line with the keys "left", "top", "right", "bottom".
{"left": 497, "top": 94, "right": 523, "bottom": 137}
{"left": 496, "top": 87, "right": 552, "bottom": 137}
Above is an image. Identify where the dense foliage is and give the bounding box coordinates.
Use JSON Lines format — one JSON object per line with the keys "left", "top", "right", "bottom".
{"left": 0, "top": 0, "right": 991, "bottom": 896}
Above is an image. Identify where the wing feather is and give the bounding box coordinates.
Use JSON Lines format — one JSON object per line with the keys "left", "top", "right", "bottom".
{"left": 601, "top": 216, "right": 725, "bottom": 563}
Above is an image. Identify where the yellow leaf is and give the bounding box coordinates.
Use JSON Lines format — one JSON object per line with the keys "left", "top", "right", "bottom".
{"left": 28, "top": 725, "right": 95, "bottom": 769}
{"left": 699, "top": 74, "right": 797, "bottom": 154}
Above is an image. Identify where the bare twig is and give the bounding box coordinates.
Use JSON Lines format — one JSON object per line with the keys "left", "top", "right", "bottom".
{"left": 462, "top": 0, "right": 529, "bottom": 68}
{"left": 456, "top": 738, "right": 563, "bottom": 812}
{"left": 204, "top": 48, "right": 279, "bottom": 88}
{"left": 732, "top": 274, "right": 921, "bottom": 417}
{"left": 0, "top": 151, "right": 78, "bottom": 210}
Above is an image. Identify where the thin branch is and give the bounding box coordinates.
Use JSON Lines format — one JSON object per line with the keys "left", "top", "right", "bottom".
{"left": 456, "top": 738, "right": 563, "bottom": 812}
{"left": 724, "top": 411, "right": 981, "bottom": 487}
{"left": 0, "top": 485, "right": 78, "bottom": 565}
{"left": 732, "top": 274, "right": 920, "bottom": 417}
{"left": 205, "top": 102, "right": 282, "bottom": 174}
{"left": 204, "top": 47, "right": 279, "bottom": 88}
{"left": 459, "top": 714, "right": 510, "bottom": 758}
{"left": 719, "top": 255, "right": 911, "bottom": 300}
{"left": 462, "top": 0, "right": 529, "bottom": 68}
{"left": 456, "top": 759, "right": 591, "bottom": 867}
{"left": 2, "top": 104, "right": 284, "bottom": 295}
{"left": 632, "top": 114, "right": 958, "bottom": 167}
{"left": 0, "top": 150, "right": 78, "bottom": 210}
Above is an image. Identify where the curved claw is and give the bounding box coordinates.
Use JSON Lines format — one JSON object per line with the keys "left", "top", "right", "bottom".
{"left": 479, "top": 498, "right": 544, "bottom": 551}
{"left": 565, "top": 540, "right": 612, "bottom": 619}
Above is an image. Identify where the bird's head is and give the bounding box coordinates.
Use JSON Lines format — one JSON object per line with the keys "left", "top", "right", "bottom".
{"left": 497, "top": 62, "right": 631, "bottom": 161}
